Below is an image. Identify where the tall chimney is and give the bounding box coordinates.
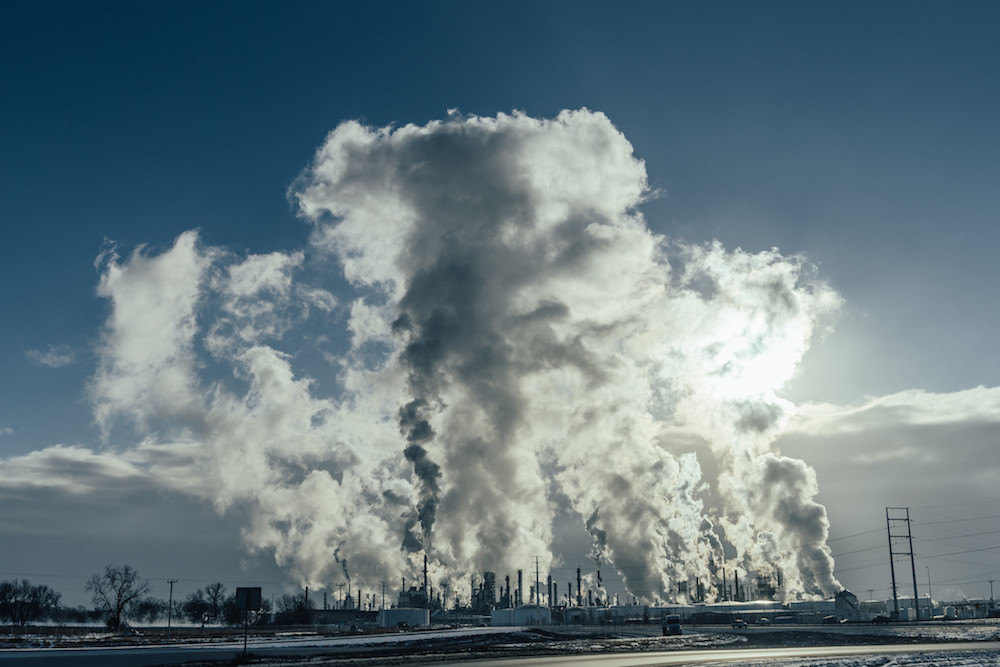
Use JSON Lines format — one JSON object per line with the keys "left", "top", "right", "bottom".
{"left": 576, "top": 568, "right": 582, "bottom": 607}
{"left": 517, "top": 570, "right": 523, "bottom": 607}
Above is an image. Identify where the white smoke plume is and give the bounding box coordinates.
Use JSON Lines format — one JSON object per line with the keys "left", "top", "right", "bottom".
{"left": 88, "top": 109, "right": 841, "bottom": 602}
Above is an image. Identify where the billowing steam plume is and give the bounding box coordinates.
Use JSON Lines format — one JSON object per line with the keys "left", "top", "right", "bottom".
{"left": 90, "top": 109, "right": 841, "bottom": 601}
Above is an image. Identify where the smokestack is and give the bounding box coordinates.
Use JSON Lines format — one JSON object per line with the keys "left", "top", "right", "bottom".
{"left": 535, "top": 557, "right": 540, "bottom": 608}
{"left": 423, "top": 554, "right": 429, "bottom": 605}
{"left": 735, "top": 570, "right": 740, "bottom": 602}
{"left": 505, "top": 574, "right": 511, "bottom": 608}
{"left": 547, "top": 574, "right": 552, "bottom": 607}
{"left": 553, "top": 582, "right": 558, "bottom": 607}
{"left": 517, "top": 570, "right": 523, "bottom": 607}
{"left": 568, "top": 582, "right": 573, "bottom": 607}
{"left": 576, "top": 568, "right": 582, "bottom": 607}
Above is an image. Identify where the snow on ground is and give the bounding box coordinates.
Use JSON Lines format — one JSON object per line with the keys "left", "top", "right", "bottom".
{"left": 717, "top": 653, "right": 1000, "bottom": 667}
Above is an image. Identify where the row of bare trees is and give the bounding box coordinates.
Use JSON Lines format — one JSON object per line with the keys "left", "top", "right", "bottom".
{"left": 0, "top": 579, "right": 61, "bottom": 629}
{"left": 3, "top": 564, "right": 273, "bottom": 633}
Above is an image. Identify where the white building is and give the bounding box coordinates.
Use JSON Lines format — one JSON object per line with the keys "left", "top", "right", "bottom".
{"left": 885, "top": 595, "right": 934, "bottom": 620}
{"left": 377, "top": 607, "right": 429, "bottom": 628}
{"left": 491, "top": 604, "right": 551, "bottom": 626}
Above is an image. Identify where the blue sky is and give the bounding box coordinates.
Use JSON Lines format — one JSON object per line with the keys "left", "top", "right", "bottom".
{"left": 3, "top": 1, "right": 999, "bottom": 608}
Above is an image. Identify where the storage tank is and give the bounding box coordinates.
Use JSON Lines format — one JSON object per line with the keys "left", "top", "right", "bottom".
{"left": 378, "top": 607, "right": 429, "bottom": 629}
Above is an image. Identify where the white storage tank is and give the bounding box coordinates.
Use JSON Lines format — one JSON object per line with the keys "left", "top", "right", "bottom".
{"left": 378, "top": 607, "right": 430, "bottom": 629}
{"left": 492, "top": 605, "right": 551, "bottom": 626}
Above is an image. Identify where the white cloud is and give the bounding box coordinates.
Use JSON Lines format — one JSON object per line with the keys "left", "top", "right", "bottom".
{"left": 90, "top": 231, "right": 212, "bottom": 435}
{"left": 0, "top": 427, "right": 12, "bottom": 438}
{"left": 0, "top": 444, "right": 145, "bottom": 494}
{"left": 26, "top": 344, "right": 75, "bottom": 368}
{"left": 788, "top": 385, "right": 1000, "bottom": 437}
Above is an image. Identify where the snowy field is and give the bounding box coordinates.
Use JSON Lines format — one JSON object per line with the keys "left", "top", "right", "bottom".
{"left": 4, "top": 623, "right": 1000, "bottom": 666}
{"left": 714, "top": 653, "right": 1000, "bottom": 667}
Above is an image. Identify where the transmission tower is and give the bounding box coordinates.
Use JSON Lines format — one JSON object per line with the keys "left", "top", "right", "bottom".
{"left": 886, "top": 507, "right": 920, "bottom": 621}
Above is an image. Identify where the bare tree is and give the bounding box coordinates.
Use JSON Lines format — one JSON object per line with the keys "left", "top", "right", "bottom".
{"left": 131, "top": 596, "right": 167, "bottom": 623}
{"left": 86, "top": 565, "right": 150, "bottom": 633}
{"left": 182, "top": 590, "right": 210, "bottom": 624}
{"left": 274, "top": 593, "right": 314, "bottom": 625}
{"left": 204, "top": 582, "right": 227, "bottom": 623}
{"left": 0, "top": 579, "right": 61, "bottom": 630}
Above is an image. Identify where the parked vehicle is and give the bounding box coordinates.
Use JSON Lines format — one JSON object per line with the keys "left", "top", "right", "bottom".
{"left": 871, "top": 615, "right": 892, "bottom": 624}
{"left": 756, "top": 617, "right": 771, "bottom": 625}
{"left": 731, "top": 618, "right": 747, "bottom": 628}
{"left": 662, "top": 614, "right": 683, "bottom": 635}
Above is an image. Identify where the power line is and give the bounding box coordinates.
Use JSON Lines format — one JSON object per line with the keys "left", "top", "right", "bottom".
{"left": 921, "top": 544, "right": 1000, "bottom": 560}
{"left": 832, "top": 544, "right": 885, "bottom": 558}
{"left": 916, "top": 528, "right": 1000, "bottom": 544}
{"left": 828, "top": 527, "right": 886, "bottom": 543}
{"left": 915, "top": 514, "right": 1000, "bottom": 526}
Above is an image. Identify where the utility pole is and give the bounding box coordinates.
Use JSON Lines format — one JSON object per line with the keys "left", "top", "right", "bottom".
{"left": 166, "top": 579, "right": 178, "bottom": 642}
{"left": 990, "top": 580, "right": 995, "bottom": 611}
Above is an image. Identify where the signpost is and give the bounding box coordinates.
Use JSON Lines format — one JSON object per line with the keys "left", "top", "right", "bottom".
{"left": 235, "top": 587, "right": 262, "bottom": 657}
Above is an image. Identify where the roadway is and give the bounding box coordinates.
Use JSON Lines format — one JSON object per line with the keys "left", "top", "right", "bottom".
{"left": 2, "top": 640, "right": 1000, "bottom": 666}
{"left": 443, "top": 642, "right": 1000, "bottom": 666}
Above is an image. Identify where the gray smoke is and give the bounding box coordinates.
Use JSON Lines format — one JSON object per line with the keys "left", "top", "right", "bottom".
{"left": 398, "top": 399, "right": 440, "bottom": 547}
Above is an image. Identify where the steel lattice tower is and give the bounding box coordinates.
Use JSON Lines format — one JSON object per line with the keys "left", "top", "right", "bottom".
{"left": 886, "top": 507, "right": 920, "bottom": 621}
